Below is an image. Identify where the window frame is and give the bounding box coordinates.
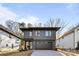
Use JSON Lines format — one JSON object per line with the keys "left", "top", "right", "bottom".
{"left": 35, "top": 31, "right": 40, "bottom": 36}
{"left": 45, "top": 31, "right": 51, "bottom": 36}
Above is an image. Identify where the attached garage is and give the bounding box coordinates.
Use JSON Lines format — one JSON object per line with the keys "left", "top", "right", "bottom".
{"left": 32, "top": 40, "right": 55, "bottom": 50}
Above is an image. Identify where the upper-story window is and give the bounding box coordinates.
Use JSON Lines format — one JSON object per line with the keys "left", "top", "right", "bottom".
{"left": 45, "top": 31, "right": 49, "bottom": 36}
{"left": 49, "top": 31, "right": 51, "bottom": 36}
{"left": 9, "top": 35, "right": 12, "bottom": 38}
{"left": 37, "top": 31, "right": 40, "bottom": 36}
{"left": 29, "top": 31, "right": 32, "bottom": 37}
{"left": 35, "top": 31, "right": 40, "bottom": 36}
{"left": 45, "top": 31, "right": 51, "bottom": 36}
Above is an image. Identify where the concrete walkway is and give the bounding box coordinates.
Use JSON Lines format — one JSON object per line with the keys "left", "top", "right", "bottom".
{"left": 31, "top": 50, "right": 62, "bottom": 56}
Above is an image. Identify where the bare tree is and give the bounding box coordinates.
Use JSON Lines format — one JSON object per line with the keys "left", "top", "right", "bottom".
{"left": 38, "top": 23, "right": 42, "bottom": 27}
{"left": 45, "top": 18, "right": 68, "bottom": 37}
{"left": 19, "top": 22, "right": 26, "bottom": 28}
{"left": 27, "top": 23, "right": 32, "bottom": 27}
{"left": 67, "top": 23, "right": 79, "bottom": 33}
{"left": 34, "top": 23, "right": 37, "bottom": 27}
{"left": 6, "top": 20, "right": 26, "bottom": 51}
{"left": 6, "top": 20, "right": 14, "bottom": 30}
{"left": 6, "top": 20, "right": 24, "bottom": 36}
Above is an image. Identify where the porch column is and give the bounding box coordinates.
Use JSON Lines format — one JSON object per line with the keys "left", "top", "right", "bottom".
{"left": 24, "top": 41, "right": 27, "bottom": 50}
{"left": 28, "top": 42, "right": 30, "bottom": 50}
{"left": 30, "top": 42, "right": 32, "bottom": 50}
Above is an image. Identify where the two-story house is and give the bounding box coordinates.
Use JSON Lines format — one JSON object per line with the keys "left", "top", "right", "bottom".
{"left": 20, "top": 27, "right": 60, "bottom": 50}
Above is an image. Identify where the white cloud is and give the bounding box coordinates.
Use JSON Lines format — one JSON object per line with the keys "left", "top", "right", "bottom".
{"left": 0, "top": 4, "right": 18, "bottom": 26}
{"left": 18, "top": 16, "right": 41, "bottom": 26}
{"left": 0, "top": 4, "right": 41, "bottom": 27}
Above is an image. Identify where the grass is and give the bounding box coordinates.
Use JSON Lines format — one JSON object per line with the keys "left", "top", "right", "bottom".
{"left": 0, "top": 50, "right": 19, "bottom": 56}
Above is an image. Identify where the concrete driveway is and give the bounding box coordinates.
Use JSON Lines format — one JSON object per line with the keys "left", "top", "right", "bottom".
{"left": 31, "top": 50, "right": 63, "bottom": 56}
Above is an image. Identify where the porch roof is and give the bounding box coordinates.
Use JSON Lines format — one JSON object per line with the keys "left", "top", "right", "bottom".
{"left": 22, "top": 38, "right": 33, "bottom": 41}
{"left": 20, "top": 27, "right": 60, "bottom": 31}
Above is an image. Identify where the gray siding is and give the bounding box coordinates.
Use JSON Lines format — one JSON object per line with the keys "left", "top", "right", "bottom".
{"left": 24, "top": 30, "right": 56, "bottom": 40}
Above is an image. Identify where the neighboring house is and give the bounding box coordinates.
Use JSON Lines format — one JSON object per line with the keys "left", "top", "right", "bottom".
{"left": 20, "top": 27, "right": 60, "bottom": 50}
{"left": 56, "top": 25, "right": 79, "bottom": 49}
{"left": 0, "top": 25, "right": 21, "bottom": 51}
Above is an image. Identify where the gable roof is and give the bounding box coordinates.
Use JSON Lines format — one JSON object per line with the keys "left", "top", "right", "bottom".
{"left": 57, "top": 25, "right": 79, "bottom": 40}
{"left": 0, "top": 25, "right": 20, "bottom": 39}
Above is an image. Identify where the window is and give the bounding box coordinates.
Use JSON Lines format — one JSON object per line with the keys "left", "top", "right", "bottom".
{"left": 35, "top": 31, "right": 40, "bottom": 36}
{"left": 48, "top": 31, "right": 51, "bottom": 36}
{"left": 45, "top": 31, "right": 49, "bottom": 36}
{"left": 11, "top": 44, "right": 14, "bottom": 49}
{"left": 37, "top": 31, "right": 40, "bottom": 36}
{"left": 6, "top": 44, "right": 8, "bottom": 47}
{"left": 9, "top": 35, "right": 12, "bottom": 38}
{"left": 29, "top": 32, "right": 32, "bottom": 36}
{"left": 45, "top": 31, "right": 51, "bottom": 36}
{"left": 35, "top": 31, "right": 37, "bottom": 36}
{"left": 16, "top": 39, "right": 19, "bottom": 43}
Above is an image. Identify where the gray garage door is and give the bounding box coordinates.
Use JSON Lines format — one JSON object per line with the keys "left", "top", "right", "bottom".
{"left": 34, "top": 40, "right": 53, "bottom": 50}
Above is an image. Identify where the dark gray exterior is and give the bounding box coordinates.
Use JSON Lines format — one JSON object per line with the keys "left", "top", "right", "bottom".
{"left": 20, "top": 27, "right": 60, "bottom": 50}
{"left": 24, "top": 30, "right": 56, "bottom": 40}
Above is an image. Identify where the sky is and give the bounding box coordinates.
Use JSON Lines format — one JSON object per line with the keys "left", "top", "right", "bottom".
{"left": 0, "top": 3, "right": 79, "bottom": 33}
